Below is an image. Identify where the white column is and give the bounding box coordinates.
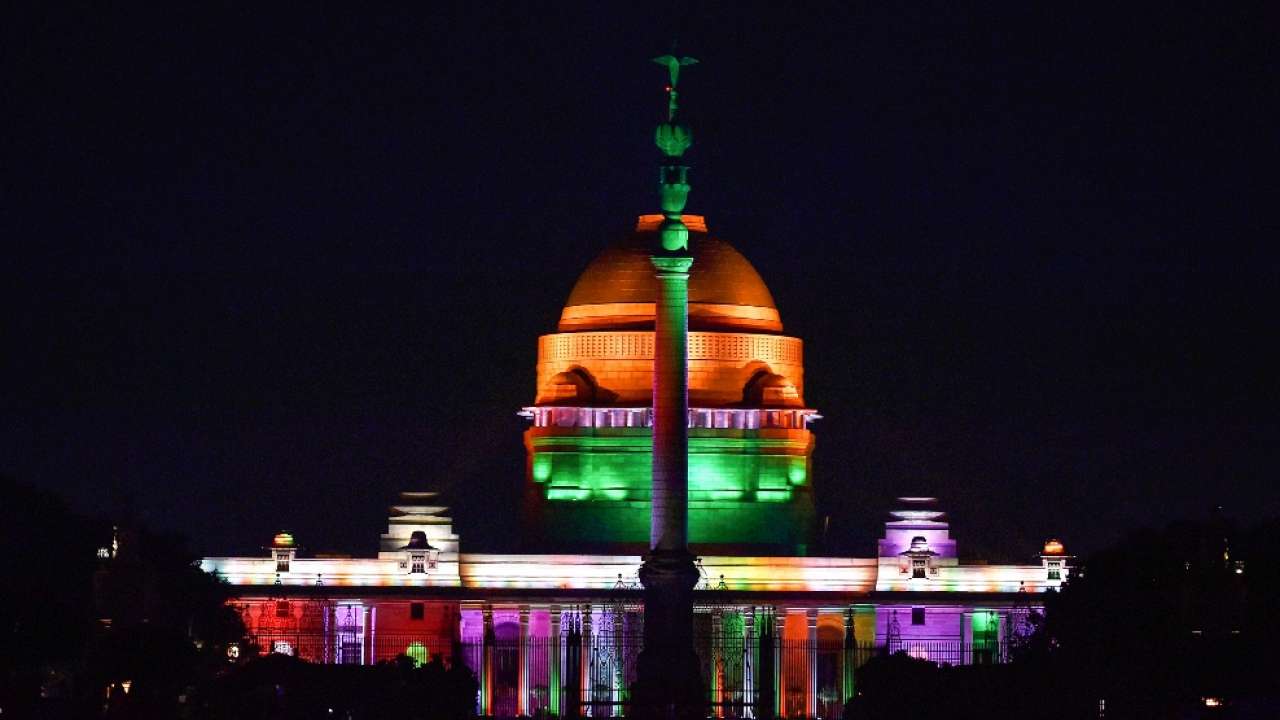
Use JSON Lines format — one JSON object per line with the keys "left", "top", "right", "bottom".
{"left": 482, "top": 605, "right": 494, "bottom": 716}
{"left": 550, "top": 605, "right": 563, "bottom": 717}
{"left": 773, "top": 611, "right": 785, "bottom": 719}
{"left": 583, "top": 605, "right": 594, "bottom": 717}
{"left": 806, "top": 609, "right": 818, "bottom": 719}
{"left": 362, "top": 606, "right": 373, "bottom": 666}
{"left": 744, "top": 608, "right": 755, "bottom": 719}
{"left": 519, "top": 605, "right": 530, "bottom": 715}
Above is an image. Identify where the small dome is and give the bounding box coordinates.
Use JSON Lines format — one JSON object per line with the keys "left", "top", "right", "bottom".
{"left": 402, "top": 530, "right": 436, "bottom": 550}
{"left": 1043, "top": 538, "right": 1066, "bottom": 556}
{"left": 889, "top": 498, "right": 946, "bottom": 522}
{"left": 559, "top": 215, "right": 782, "bottom": 333}
{"left": 271, "top": 532, "right": 295, "bottom": 548}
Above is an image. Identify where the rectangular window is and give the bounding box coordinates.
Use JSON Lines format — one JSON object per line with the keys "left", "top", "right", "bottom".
{"left": 1048, "top": 561, "right": 1062, "bottom": 581}
{"left": 275, "top": 552, "right": 290, "bottom": 573}
{"left": 912, "top": 558, "right": 927, "bottom": 579}
{"left": 410, "top": 553, "right": 425, "bottom": 574}
{"left": 911, "top": 607, "right": 926, "bottom": 626}
{"left": 410, "top": 602, "right": 425, "bottom": 620}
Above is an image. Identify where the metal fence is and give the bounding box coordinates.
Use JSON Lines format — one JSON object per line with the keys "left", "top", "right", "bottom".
{"left": 242, "top": 629, "right": 1011, "bottom": 718}
{"left": 883, "top": 637, "right": 1010, "bottom": 666}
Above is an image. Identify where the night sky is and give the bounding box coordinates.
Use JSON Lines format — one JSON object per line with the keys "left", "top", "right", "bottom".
{"left": 5, "top": 3, "right": 1277, "bottom": 561}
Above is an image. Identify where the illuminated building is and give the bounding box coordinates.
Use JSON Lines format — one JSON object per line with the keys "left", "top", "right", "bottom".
{"left": 199, "top": 61, "right": 1072, "bottom": 719}
{"left": 203, "top": 492, "right": 1068, "bottom": 717}
{"left": 523, "top": 214, "right": 817, "bottom": 555}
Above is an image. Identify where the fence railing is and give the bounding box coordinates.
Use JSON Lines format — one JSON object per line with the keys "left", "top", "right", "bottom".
{"left": 241, "top": 631, "right": 1013, "bottom": 718}
{"left": 883, "top": 637, "right": 1011, "bottom": 666}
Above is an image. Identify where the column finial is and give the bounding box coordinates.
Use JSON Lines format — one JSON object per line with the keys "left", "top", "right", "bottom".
{"left": 652, "top": 53, "right": 698, "bottom": 253}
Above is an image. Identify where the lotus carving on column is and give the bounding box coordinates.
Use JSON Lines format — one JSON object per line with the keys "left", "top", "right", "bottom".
{"left": 655, "top": 122, "right": 692, "bottom": 158}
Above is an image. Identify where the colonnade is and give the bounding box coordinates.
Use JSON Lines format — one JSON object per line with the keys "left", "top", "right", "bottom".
{"left": 460, "top": 603, "right": 888, "bottom": 719}
{"left": 237, "top": 597, "right": 1024, "bottom": 718}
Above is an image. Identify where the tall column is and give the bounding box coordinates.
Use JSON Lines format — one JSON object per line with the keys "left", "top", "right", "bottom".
{"left": 550, "top": 606, "right": 562, "bottom": 717}
{"left": 962, "top": 610, "right": 973, "bottom": 666}
{"left": 482, "top": 605, "right": 494, "bottom": 716}
{"left": 841, "top": 608, "right": 855, "bottom": 705}
{"left": 582, "top": 606, "right": 594, "bottom": 717}
{"left": 612, "top": 607, "right": 625, "bottom": 709}
{"left": 806, "top": 610, "right": 818, "bottom": 719}
{"left": 711, "top": 609, "right": 723, "bottom": 718}
{"left": 744, "top": 608, "right": 756, "bottom": 719}
{"left": 362, "top": 606, "right": 373, "bottom": 666}
{"left": 635, "top": 52, "right": 704, "bottom": 720}
{"left": 773, "top": 612, "right": 785, "bottom": 720}
{"left": 519, "top": 606, "right": 530, "bottom": 716}
{"left": 649, "top": 253, "right": 693, "bottom": 553}
{"left": 637, "top": 252, "right": 701, "bottom": 716}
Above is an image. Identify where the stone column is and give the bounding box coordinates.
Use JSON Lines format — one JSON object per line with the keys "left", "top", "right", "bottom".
{"left": 744, "top": 608, "right": 756, "bottom": 719}
{"left": 806, "top": 609, "right": 818, "bottom": 719}
{"left": 962, "top": 610, "right": 973, "bottom": 666}
{"left": 635, "top": 51, "right": 703, "bottom": 720}
{"left": 773, "top": 611, "right": 785, "bottom": 720}
{"left": 711, "top": 608, "right": 724, "bottom": 718}
{"left": 550, "top": 605, "right": 562, "bottom": 717}
{"left": 636, "top": 254, "right": 703, "bottom": 720}
{"left": 841, "top": 608, "right": 855, "bottom": 705}
{"left": 362, "top": 606, "right": 373, "bottom": 666}
{"left": 649, "top": 253, "right": 695, "bottom": 553}
{"left": 519, "top": 605, "right": 530, "bottom": 715}
{"left": 582, "top": 605, "right": 594, "bottom": 716}
{"left": 482, "top": 605, "right": 494, "bottom": 716}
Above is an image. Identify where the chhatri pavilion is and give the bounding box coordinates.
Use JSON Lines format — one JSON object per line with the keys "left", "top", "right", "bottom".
{"left": 199, "top": 57, "right": 1070, "bottom": 719}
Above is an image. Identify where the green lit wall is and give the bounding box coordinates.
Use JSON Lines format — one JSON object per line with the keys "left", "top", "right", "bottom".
{"left": 524, "top": 426, "right": 816, "bottom": 553}
{"left": 971, "top": 610, "right": 1000, "bottom": 647}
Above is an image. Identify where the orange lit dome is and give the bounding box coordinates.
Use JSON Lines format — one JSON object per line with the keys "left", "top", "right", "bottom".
{"left": 558, "top": 215, "right": 782, "bottom": 333}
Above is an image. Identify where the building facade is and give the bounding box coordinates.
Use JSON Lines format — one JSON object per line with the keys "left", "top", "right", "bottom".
{"left": 201, "top": 216, "right": 1069, "bottom": 718}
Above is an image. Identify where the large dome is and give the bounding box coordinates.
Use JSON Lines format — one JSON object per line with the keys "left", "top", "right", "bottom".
{"left": 558, "top": 215, "right": 782, "bottom": 333}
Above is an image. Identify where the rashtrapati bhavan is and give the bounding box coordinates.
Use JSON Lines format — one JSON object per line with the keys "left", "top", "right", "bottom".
{"left": 199, "top": 57, "right": 1071, "bottom": 719}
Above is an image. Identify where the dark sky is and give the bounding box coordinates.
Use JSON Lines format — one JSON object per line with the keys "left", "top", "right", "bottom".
{"left": 4, "top": 3, "right": 1277, "bottom": 561}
